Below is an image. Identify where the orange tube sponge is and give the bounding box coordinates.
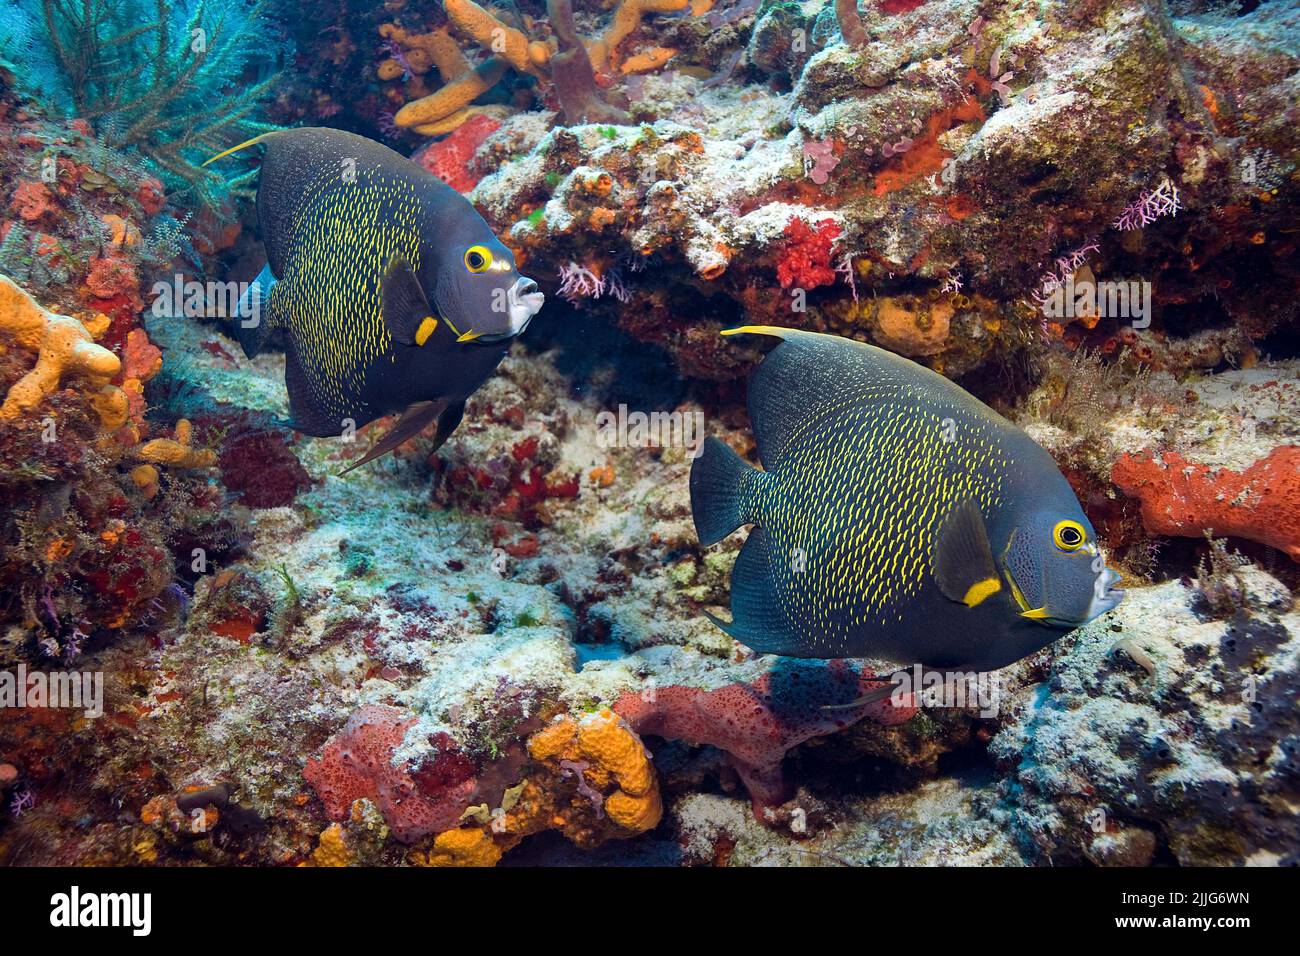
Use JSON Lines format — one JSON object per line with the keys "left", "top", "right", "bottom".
{"left": 418, "top": 826, "right": 503, "bottom": 867}
{"left": 605, "top": 786, "right": 663, "bottom": 831}
{"left": 620, "top": 46, "right": 677, "bottom": 74}
{"left": 589, "top": 0, "right": 688, "bottom": 70}
{"left": 444, "top": 0, "right": 543, "bottom": 76}
{"left": 576, "top": 708, "right": 654, "bottom": 798}
{"left": 0, "top": 273, "right": 123, "bottom": 424}
{"left": 379, "top": 23, "right": 470, "bottom": 82}
{"left": 394, "top": 57, "right": 508, "bottom": 128}
{"left": 410, "top": 103, "right": 513, "bottom": 137}
{"left": 527, "top": 709, "right": 662, "bottom": 834}
{"left": 308, "top": 823, "right": 355, "bottom": 867}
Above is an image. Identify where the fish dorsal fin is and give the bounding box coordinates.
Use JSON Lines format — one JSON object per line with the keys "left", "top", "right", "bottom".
{"left": 251, "top": 127, "right": 438, "bottom": 281}
{"left": 381, "top": 255, "right": 435, "bottom": 346}
{"left": 723, "top": 326, "right": 902, "bottom": 470}
{"left": 932, "top": 500, "right": 1002, "bottom": 607}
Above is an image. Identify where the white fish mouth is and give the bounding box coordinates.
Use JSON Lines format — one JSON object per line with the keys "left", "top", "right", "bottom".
{"left": 1084, "top": 567, "right": 1125, "bottom": 621}
{"left": 507, "top": 277, "right": 544, "bottom": 336}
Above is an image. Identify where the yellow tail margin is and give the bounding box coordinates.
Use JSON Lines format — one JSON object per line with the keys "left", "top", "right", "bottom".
{"left": 202, "top": 132, "right": 276, "bottom": 167}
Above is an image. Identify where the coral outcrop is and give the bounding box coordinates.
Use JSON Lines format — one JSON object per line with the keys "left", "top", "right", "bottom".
{"left": 615, "top": 659, "right": 915, "bottom": 814}
{"left": 304, "top": 704, "right": 477, "bottom": 844}
{"left": 465, "top": 0, "right": 1298, "bottom": 381}
{"left": 991, "top": 568, "right": 1300, "bottom": 865}
{"left": 1112, "top": 447, "right": 1300, "bottom": 561}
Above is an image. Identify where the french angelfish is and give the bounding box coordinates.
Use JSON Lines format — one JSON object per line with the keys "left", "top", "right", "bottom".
{"left": 690, "top": 327, "right": 1124, "bottom": 685}
{"left": 204, "top": 127, "right": 544, "bottom": 472}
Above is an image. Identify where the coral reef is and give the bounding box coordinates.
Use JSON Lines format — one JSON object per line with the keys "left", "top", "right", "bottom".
{"left": 463, "top": 0, "right": 1298, "bottom": 381}
{"left": 2, "top": 0, "right": 1298, "bottom": 872}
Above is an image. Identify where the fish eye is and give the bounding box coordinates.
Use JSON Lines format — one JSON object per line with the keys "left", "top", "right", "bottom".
{"left": 464, "top": 246, "right": 492, "bottom": 274}
{"left": 1053, "top": 520, "right": 1086, "bottom": 552}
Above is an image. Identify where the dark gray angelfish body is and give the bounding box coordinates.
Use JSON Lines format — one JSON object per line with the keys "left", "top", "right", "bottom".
{"left": 205, "top": 127, "right": 544, "bottom": 470}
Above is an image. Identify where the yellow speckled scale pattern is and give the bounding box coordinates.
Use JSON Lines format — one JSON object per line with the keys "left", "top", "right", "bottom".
{"left": 756, "top": 379, "right": 1009, "bottom": 655}
{"left": 272, "top": 169, "right": 425, "bottom": 422}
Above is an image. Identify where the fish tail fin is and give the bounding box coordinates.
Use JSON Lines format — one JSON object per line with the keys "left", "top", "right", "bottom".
{"left": 690, "top": 436, "right": 760, "bottom": 546}
{"left": 710, "top": 526, "right": 809, "bottom": 657}
{"left": 202, "top": 131, "right": 277, "bottom": 167}
{"left": 232, "top": 264, "right": 278, "bottom": 358}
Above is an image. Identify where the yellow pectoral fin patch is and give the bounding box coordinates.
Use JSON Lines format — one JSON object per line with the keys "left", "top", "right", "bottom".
{"left": 961, "top": 577, "right": 1002, "bottom": 607}
{"left": 1020, "top": 606, "right": 1050, "bottom": 620}
{"left": 414, "top": 316, "right": 439, "bottom": 346}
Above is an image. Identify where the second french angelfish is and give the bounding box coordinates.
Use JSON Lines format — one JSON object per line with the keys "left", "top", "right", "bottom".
{"left": 690, "top": 327, "right": 1124, "bottom": 674}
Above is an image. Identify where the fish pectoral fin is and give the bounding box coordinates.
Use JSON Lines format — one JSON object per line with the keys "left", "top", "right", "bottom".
{"left": 932, "top": 500, "right": 1001, "bottom": 606}
{"left": 336, "top": 400, "right": 446, "bottom": 476}
{"left": 380, "top": 255, "right": 435, "bottom": 346}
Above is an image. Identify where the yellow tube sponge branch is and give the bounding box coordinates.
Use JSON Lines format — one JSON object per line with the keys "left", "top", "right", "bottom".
{"left": 621, "top": 46, "right": 677, "bottom": 74}
{"left": 379, "top": 23, "right": 471, "bottom": 82}
{"left": 0, "top": 274, "right": 123, "bottom": 424}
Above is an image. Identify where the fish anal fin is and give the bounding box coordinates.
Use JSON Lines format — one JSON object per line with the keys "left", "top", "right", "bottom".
{"left": 424, "top": 400, "right": 466, "bottom": 457}
{"left": 381, "top": 256, "right": 434, "bottom": 346}
{"left": 932, "top": 500, "right": 1001, "bottom": 606}
{"left": 283, "top": 345, "right": 340, "bottom": 437}
{"left": 337, "top": 399, "right": 445, "bottom": 476}
{"left": 718, "top": 526, "right": 811, "bottom": 657}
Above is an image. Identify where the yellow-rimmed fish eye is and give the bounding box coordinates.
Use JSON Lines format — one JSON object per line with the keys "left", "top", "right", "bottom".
{"left": 464, "top": 245, "right": 492, "bottom": 273}
{"left": 1053, "top": 519, "right": 1087, "bottom": 552}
